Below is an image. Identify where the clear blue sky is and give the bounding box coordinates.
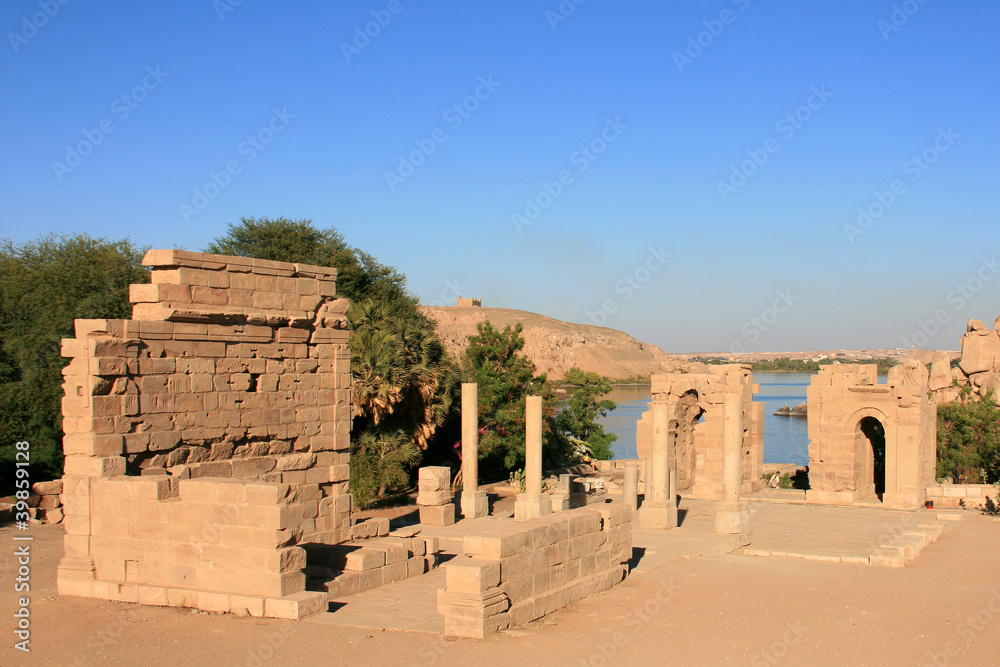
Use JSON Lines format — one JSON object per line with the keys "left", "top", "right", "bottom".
{"left": 2, "top": 1, "right": 998, "bottom": 353}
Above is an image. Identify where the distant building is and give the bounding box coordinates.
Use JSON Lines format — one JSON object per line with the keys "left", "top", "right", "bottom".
{"left": 456, "top": 297, "right": 482, "bottom": 307}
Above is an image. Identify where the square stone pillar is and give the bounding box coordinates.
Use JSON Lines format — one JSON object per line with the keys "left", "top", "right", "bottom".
{"left": 640, "top": 403, "right": 678, "bottom": 529}
{"left": 515, "top": 395, "right": 550, "bottom": 521}
{"left": 418, "top": 466, "right": 456, "bottom": 526}
{"left": 460, "top": 383, "right": 488, "bottom": 519}
{"left": 550, "top": 473, "right": 573, "bottom": 511}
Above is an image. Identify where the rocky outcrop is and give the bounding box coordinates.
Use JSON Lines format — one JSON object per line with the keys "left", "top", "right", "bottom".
{"left": 420, "top": 305, "right": 684, "bottom": 381}
{"left": 930, "top": 316, "right": 1000, "bottom": 405}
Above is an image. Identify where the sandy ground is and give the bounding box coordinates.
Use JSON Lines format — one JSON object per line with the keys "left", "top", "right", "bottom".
{"left": 3, "top": 511, "right": 1000, "bottom": 667}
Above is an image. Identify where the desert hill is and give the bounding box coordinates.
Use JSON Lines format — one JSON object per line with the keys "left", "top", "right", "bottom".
{"left": 420, "top": 305, "right": 684, "bottom": 381}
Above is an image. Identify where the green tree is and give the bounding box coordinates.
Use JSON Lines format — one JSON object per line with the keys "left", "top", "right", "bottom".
{"left": 207, "top": 217, "right": 458, "bottom": 507}
{"left": 554, "top": 367, "right": 617, "bottom": 460}
{"left": 462, "top": 320, "right": 573, "bottom": 479}
{"left": 0, "top": 234, "right": 149, "bottom": 483}
{"left": 937, "top": 387, "right": 1000, "bottom": 483}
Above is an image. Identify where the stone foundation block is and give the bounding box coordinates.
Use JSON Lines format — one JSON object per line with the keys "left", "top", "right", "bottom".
{"left": 461, "top": 491, "right": 489, "bottom": 519}
{"left": 419, "top": 503, "right": 456, "bottom": 526}
{"left": 514, "top": 494, "right": 551, "bottom": 521}
{"left": 263, "top": 591, "right": 327, "bottom": 619}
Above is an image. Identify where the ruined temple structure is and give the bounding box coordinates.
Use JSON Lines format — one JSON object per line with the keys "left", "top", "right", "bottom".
{"left": 805, "top": 364, "right": 936, "bottom": 510}
{"left": 54, "top": 249, "right": 634, "bottom": 634}
{"left": 636, "top": 365, "right": 764, "bottom": 498}
{"left": 57, "top": 250, "right": 352, "bottom": 618}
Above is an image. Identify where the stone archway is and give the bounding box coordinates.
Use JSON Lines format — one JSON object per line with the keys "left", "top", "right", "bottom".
{"left": 806, "top": 364, "right": 936, "bottom": 509}
{"left": 636, "top": 365, "right": 763, "bottom": 499}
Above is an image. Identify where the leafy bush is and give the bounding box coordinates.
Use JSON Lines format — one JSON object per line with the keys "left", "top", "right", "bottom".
{"left": 937, "top": 387, "right": 1000, "bottom": 483}
{"left": 553, "top": 367, "right": 617, "bottom": 460}
{"left": 349, "top": 429, "right": 421, "bottom": 509}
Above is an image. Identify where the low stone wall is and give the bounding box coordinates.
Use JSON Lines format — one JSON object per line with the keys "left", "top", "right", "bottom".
{"left": 60, "top": 476, "right": 329, "bottom": 618}
{"left": 437, "top": 504, "right": 632, "bottom": 638}
{"left": 925, "top": 483, "right": 998, "bottom": 508}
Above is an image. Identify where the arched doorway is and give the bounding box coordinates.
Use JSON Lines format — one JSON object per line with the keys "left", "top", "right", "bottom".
{"left": 672, "top": 390, "right": 703, "bottom": 492}
{"left": 856, "top": 416, "right": 886, "bottom": 501}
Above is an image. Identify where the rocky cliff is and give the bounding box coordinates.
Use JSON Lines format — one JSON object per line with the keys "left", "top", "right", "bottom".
{"left": 420, "top": 305, "right": 683, "bottom": 381}
{"left": 927, "top": 316, "right": 1000, "bottom": 404}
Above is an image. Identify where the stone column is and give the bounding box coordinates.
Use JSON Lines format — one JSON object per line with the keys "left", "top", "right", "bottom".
{"left": 460, "top": 383, "right": 488, "bottom": 519}
{"left": 644, "top": 457, "right": 652, "bottom": 503}
{"left": 515, "top": 395, "right": 551, "bottom": 521}
{"left": 715, "top": 391, "right": 751, "bottom": 541}
{"left": 623, "top": 465, "right": 639, "bottom": 511}
{"left": 639, "top": 403, "right": 678, "bottom": 529}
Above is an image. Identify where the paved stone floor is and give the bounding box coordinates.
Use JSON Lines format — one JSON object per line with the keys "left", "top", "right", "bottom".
{"left": 305, "top": 497, "right": 958, "bottom": 634}
{"left": 740, "top": 498, "right": 953, "bottom": 565}
{"left": 307, "top": 567, "right": 447, "bottom": 634}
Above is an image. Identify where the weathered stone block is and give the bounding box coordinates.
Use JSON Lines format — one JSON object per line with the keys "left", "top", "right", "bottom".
{"left": 445, "top": 559, "right": 501, "bottom": 593}
{"left": 419, "top": 504, "right": 455, "bottom": 526}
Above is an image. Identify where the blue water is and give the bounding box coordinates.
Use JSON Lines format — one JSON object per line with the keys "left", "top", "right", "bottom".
{"left": 595, "top": 373, "right": 819, "bottom": 465}
{"left": 754, "top": 372, "right": 811, "bottom": 464}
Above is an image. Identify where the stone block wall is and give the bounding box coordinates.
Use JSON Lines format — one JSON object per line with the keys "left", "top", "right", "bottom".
{"left": 437, "top": 504, "right": 632, "bottom": 638}
{"left": 57, "top": 249, "right": 353, "bottom": 616}
{"left": 61, "top": 476, "right": 327, "bottom": 618}
{"left": 924, "top": 483, "right": 998, "bottom": 509}
{"left": 636, "top": 365, "right": 763, "bottom": 497}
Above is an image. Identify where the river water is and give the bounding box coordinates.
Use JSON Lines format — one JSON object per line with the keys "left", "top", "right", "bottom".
{"left": 595, "top": 372, "right": 814, "bottom": 464}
